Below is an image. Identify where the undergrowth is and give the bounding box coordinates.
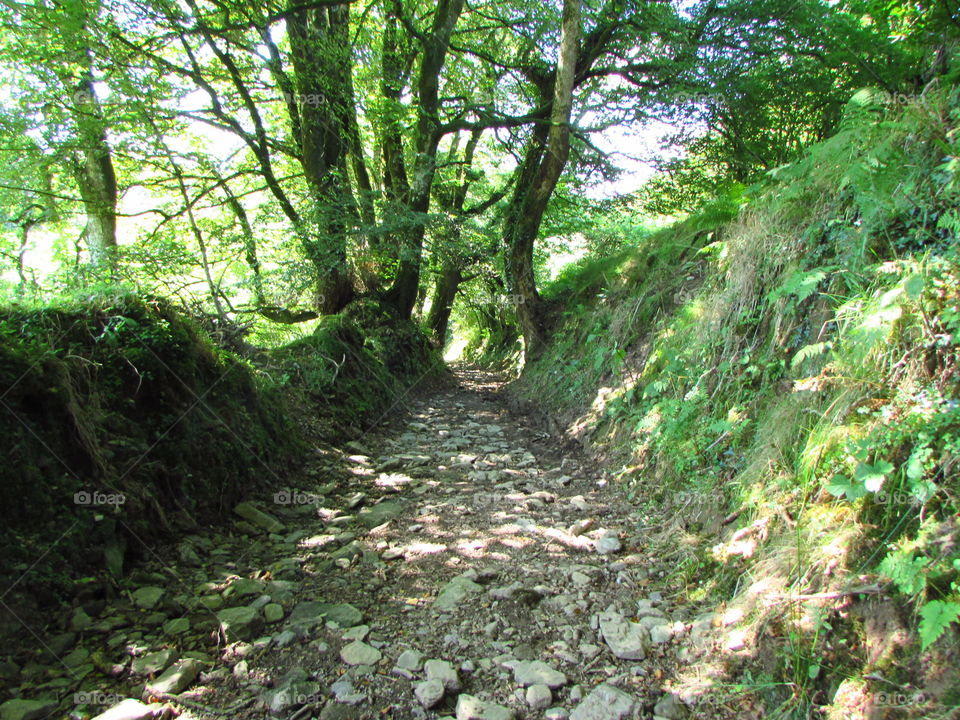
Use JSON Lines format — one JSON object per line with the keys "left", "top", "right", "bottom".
{"left": 516, "top": 83, "right": 960, "bottom": 717}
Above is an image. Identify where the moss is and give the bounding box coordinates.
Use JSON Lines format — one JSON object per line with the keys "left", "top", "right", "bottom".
{"left": 271, "top": 299, "right": 443, "bottom": 433}
{"left": 0, "top": 295, "right": 302, "bottom": 599}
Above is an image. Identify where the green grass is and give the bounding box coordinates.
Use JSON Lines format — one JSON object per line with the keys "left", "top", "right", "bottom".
{"left": 514, "top": 85, "right": 960, "bottom": 716}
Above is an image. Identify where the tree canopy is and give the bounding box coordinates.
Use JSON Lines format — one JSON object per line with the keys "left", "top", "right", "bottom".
{"left": 0, "top": 0, "right": 940, "bottom": 350}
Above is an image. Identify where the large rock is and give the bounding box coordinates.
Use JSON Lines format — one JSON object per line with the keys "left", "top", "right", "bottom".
{"left": 0, "top": 699, "right": 59, "bottom": 720}
{"left": 264, "top": 603, "right": 284, "bottom": 623}
{"left": 597, "top": 611, "right": 649, "bottom": 660}
{"left": 357, "top": 500, "right": 405, "bottom": 529}
{"left": 131, "top": 649, "right": 176, "bottom": 676}
{"left": 395, "top": 649, "right": 423, "bottom": 672}
{"left": 653, "top": 692, "right": 689, "bottom": 720}
{"left": 288, "top": 601, "right": 363, "bottom": 628}
{"left": 513, "top": 660, "right": 566, "bottom": 689}
{"left": 569, "top": 684, "right": 637, "bottom": 720}
{"left": 456, "top": 695, "right": 514, "bottom": 720}
{"left": 143, "top": 659, "right": 201, "bottom": 699}
{"left": 414, "top": 679, "right": 445, "bottom": 708}
{"left": 595, "top": 533, "right": 622, "bottom": 555}
{"left": 425, "top": 659, "right": 460, "bottom": 692}
{"left": 233, "top": 502, "right": 285, "bottom": 533}
{"left": 435, "top": 575, "right": 483, "bottom": 611}
{"left": 526, "top": 685, "right": 552, "bottom": 710}
{"left": 340, "top": 641, "right": 381, "bottom": 666}
{"left": 262, "top": 668, "right": 320, "bottom": 713}
{"left": 217, "top": 606, "right": 264, "bottom": 643}
{"left": 131, "top": 587, "right": 165, "bottom": 610}
{"left": 91, "top": 699, "right": 165, "bottom": 720}
{"left": 226, "top": 578, "right": 265, "bottom": 598}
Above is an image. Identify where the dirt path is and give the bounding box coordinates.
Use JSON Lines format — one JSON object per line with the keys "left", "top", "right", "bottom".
{"left": 3, "top": 368, "right": 703, "bottom": 720}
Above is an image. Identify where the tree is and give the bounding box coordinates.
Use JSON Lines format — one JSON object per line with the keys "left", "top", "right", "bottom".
{"left": 0, "top": 0, "right": 120, "bottom": 274}
{"left": 504, "top": 0, "right": 580, "bottom": 359}
{"left": 379, "top": 0, "right": 466, "bottom": 319}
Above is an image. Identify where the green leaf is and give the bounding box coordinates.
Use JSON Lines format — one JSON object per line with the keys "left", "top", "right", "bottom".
{"left": 903, "top": 274, "right": 924, "bottom": 300}
{"left": 827, "top": 475, "right": 866, "bottom": 500}
{"left": 919, "top": 600, "right": 960, "bottom": 650}
{"left": 878, "top": 552, "right": 927, "bottom": 595}
{"left": 769, "top": 268, "right": 832, "bottom": 305}
{"left": 906, "top": 451, "right": 925, "bottom": 481}
{"left": 855, "top": 460, "right": 893, "bottom": 493}
{"left": 807, "top": 663, "right": 821, "bottom": 679}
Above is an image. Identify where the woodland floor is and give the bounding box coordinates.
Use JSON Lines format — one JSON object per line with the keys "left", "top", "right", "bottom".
{"left": 2, "top": 367, "right": 743, "bottom": 720}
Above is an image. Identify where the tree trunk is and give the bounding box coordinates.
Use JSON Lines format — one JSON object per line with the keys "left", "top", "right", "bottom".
{"left": 425, "top": 129, "right": 482, "bottom": 346}
{"left": 504, "top": 0, "right": 581, "bottom": 361}
{"left": 73, "top": 75, "right": 118, "bottom": 274}
{"left": 382, "top": 0, "right": 465, "bottom": 319}
{"left": 287, "top": 1, "right": 355, "bottom": 313}
{"left": 426, "top": 260, "right": 463, "bottom": 346}
{"left": 219, "top": 176, "right": 266, "bottom": 306}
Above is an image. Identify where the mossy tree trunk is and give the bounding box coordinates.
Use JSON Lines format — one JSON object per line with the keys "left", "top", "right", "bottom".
{"left": 504, "top": 0, "right": 581, "bottom": 361}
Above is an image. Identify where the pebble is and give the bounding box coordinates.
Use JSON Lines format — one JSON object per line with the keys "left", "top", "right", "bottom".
{"left": 0, "top": 699, "right": 60, "bottom": 720}
{"left": 264, "top": 603, "right": 284, "bottom": 623}
{"left": 650, "top": 624, "right": 673, "bottom": 644}
{"left": 597, "top": 611, "right": 650, "bottom": 660}
{"left": 163, "top": 617, "right": 189, "bottom": 635}
{"left": 414, "top": 679, "right": 446, "bottom": 708}
{"left": 569, "top": 683, "right": 637, "bottom": 720}
{"left": 131, "top": 649, "right": 176, "bottom": 676}
{"left": 435, "top": 576, "right": 483, "bottom": 611}
{"left": 132, "top": 587, "right": 164, "bottom": 610}
{"left": 143, "top": 658, "right": 201, "bottom": 699}
{"left": 91, "top": 699, "right": 164, "bottom": 720}
{"left": 456, "top": 694, "right": 515, "bottom": 720}
{"left": 653, "top": 692, "right": 689, "bottom": 720}
{"left": 526, "top": 684, "right": 552, "bottom": 710}
{"left": 395, "top": 649, "right": 424, "bottom": 671}
{"left": 513, "top": 660, "right": 566, "bottom": 688}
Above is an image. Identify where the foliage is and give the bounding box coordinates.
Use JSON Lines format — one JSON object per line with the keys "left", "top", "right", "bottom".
{"left": 515, "top": 83, "right": 960, "bottom": 712}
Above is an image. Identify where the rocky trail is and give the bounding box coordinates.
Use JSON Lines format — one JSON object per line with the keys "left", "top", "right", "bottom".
{"left": 2, "top": 368, "right": 715, "bottom": 720}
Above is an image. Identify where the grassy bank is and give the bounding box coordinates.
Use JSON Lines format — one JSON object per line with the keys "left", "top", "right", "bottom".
{"left": 514, "top": 86, "right": 960, "bottom": 717}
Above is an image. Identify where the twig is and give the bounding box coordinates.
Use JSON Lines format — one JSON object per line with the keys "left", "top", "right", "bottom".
{"left": 775, "top": 584, "right": 882, "bottom": 603}
{"left": 149, "top": 691, "right": 256, "bottom": 717}
{"left": 290, "top": 702, "right": 322, "bottom": 720}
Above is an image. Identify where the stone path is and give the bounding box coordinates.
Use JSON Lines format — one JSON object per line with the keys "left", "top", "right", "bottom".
{"left": 1, "top": 368, "right": 705, "bottom": 720}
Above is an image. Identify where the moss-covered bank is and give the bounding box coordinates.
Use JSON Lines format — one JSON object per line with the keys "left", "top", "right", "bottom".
{"left": 0, "top": 294, "right": 440, "bottom": 612}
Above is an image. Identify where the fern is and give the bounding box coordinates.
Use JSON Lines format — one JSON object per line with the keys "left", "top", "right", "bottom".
{"left": 919, "top": 600, "right": 960, "bottom": 650}
{"left": 791, "top": 341, "right": 831, "bottom": 369}
{"left": 878, "top": 551, "right": 928, "bottom": 595}
{"left": 768, "top": 267, "right": 834, "bottom": 306}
